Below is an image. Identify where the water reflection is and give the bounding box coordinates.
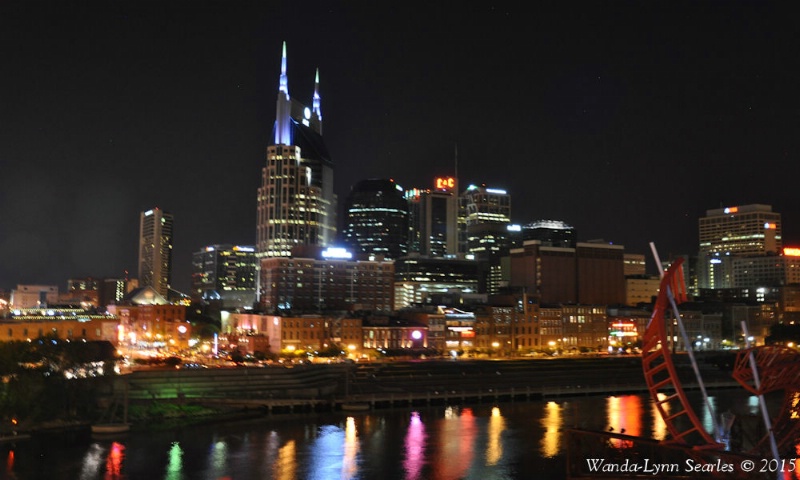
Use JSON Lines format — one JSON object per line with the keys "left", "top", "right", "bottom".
{"left": 275, "top": 439, "right": 296, "bottom": 480}
{"left": 208, "top": 438, "right": 228, "bottom": 479}
{"left": 540, "top": 401, "right": 561, "bottom": 457}
{"left": 79, "top": 443, "right": 104, "bottom": 480}
{"left": 606, "top": 395, "right": 642, "bottom": 446}
{"left": 164, "top": 441, "right": 182, "bottom": 480}
{"left": 486, "top": 406, "right": 504, "bottom": 465}
{"left": 342, "top": 417, "right": 359, "bottom": 479}
{"left": 6, "top": 449, "right": 14, "bottom": 473}
{"left": 404, "top": 412, "right": 426, "bottom": 480}
{"left": 436, "top": 406, "right": 476, "bottom": 479}
{"left": 35, "top": 390, "right": 781, "bottom": 480}
{"left": 104, "top": 441, "right": 124, "bottom": 480}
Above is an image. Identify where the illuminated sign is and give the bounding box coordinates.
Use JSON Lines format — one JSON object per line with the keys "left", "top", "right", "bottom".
{"left": 507, "top": 224, "right": 521, "bottom": 232}
{"left": 723, "top": 206, "right": 739, "bottom": 214}
{"left": 233, "top": 246, "right": 255, "bottom": 252}
{"left": 765, "top": 223, "right": 777, "bottom": 229}
{"left": 486, "top": 188, "right": 507, "bottom": 195}
{"left": 144, "top": 209, "right": 153, "bottom": 216}
{"left": 321, "top": 247, "right": 353, "bottom": 259}
{"left": 435, "top": 177, "right": 456, "bottom": 190}
{"left": 784, "top": 248, "right": 800, "bottom": 257}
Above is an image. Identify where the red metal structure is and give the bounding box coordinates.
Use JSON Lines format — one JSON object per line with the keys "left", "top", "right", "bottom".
{"left": 643, "top": 257, "right": 800, "bottom": 455}
{"left": 641, "top": 257, "right": 721, "bottom": 448}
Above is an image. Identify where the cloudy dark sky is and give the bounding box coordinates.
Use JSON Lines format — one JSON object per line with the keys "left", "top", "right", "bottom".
{"left": 1, "top": 1, "right": 799, "bottom": 293}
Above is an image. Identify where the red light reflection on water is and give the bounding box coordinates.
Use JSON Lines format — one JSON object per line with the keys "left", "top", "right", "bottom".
{"left": 6, "top": 449, "right": 14, "bottom": 472}
{"left": 433, "top": 407, "right": 476, "bottom": 479}
{"left": 104, "top": 442, "right": 124, "bottom": 480}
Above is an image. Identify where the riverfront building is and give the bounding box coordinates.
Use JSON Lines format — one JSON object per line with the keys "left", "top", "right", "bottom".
{"left": 108, "top": 286, "right": 191, "bottom": 350}
{"left": 1, "top": 306, "right": 118, "bottom": 343}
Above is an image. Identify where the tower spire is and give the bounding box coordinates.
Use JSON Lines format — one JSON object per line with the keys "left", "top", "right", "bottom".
{"left": 313, "top": 68, "right": 322, "bottom": 120}
{"left": 274, "top": 41, "right": 292, "bottom": 145}
{"left": 279, "top": 41, "right": 289, "bottom": 97}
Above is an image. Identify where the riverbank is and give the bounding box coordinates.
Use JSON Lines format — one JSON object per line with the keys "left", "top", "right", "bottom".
{"left": 9, "top": 354, "right": 741, "bottom": 435}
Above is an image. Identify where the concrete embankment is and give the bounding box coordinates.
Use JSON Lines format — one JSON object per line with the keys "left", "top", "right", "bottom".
{"left": 112, "top": 353, "right": 739, "bottom": 414}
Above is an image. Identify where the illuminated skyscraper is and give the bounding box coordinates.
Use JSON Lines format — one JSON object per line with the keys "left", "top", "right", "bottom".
{"left": 406, "top": 177, "right": 459, "bottom": 257}
{"left": 191, "top": 244, "right": 256, "bottom": 308}
{"left": 138, "top": 207, "right": 173, "bottom": 298}
{"left": 256, "top": 42, "right": 336, "bottom": 259}
{"left": 343, "top": 178, "right": 409, "bottom": 259}
{"left": 698, "top": 204, "right": 782, "bottom": 289}
{"left": 459, "top": 184, "right": 511, "bottom": 257}
{"left": 458, "top": 184, "right": 512, "bottom": 294}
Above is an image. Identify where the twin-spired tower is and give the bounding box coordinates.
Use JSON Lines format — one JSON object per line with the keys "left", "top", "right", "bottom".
{"left": 256, "top": 42, "right": 336, "bottom": 260}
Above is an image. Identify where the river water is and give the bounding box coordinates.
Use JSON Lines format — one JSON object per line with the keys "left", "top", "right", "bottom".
{"left": 0, "top": 389, "right": 788, "bottom": 480}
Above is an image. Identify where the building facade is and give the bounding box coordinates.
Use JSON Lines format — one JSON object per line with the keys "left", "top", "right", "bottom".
{"left": 698, "top": 204, "right": 782, "bottom": 289}
{"left": 406, "top": 177, "right": 459, "bottom": 257}
{"left": 259, "top": 250, "right": 394, "bottom": 313}
{"left": 9, "top": 284, "right": 59, "bottom": 308}
{"left": 342, "top": 178, "right": 409, "bottom": 260}
{"left": 191, "top": 244, "right": 257, "bottom": 308}
{"left": 509, "top": 240, "right": 626, "bottom": 305}
{"left": 138, "top": 207, "right": 173, "bottom": 298}
{"left": 394, "top": 256, "right": 486, "bottom": 310}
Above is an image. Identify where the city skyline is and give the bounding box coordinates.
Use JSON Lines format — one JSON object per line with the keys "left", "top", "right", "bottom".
{"left": 2, "top": 1, "right": 799, "bottom": 293}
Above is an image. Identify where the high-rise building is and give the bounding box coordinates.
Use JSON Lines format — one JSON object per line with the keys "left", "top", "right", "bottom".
{"left": 256, "top": 42, "right": 336, "bottom": 260}
{"left": 698, "top": 204, "right": 782, "bottom": 289}
{"left": 406, "top": 176, "right": 459, "bottom": 257}
{"left": 459, "top": 184, "right": 512, "bottom": 257}
{"left": 191, "top": 245, "right": 257, "bottom": 308}
{"left": 342, "top": 178, "right": 409, "bottom": 260}
{"left": 138, "top": 207, "right": 173, "bottom": 298}
{"left": 458, "top": 184, "right": 512, "bottom": 294}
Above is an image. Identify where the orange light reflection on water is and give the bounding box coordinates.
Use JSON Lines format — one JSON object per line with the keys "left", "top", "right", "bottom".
{"left": 342, "top": 417, "right": 359, "bottom": 479}
{"left": 606, "top": 395, "right": 642, "bottom": 448}
{"left": 274, "top": 440, "right": 296, "bottom": 480}
{"left": 486, "top": 406, "right": 505, "bottom": 465}
{"left": 540, "top": 401, "right": 562, "bottom": 458}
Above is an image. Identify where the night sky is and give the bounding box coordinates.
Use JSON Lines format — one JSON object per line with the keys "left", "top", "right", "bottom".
{"left": 2, "top": 1, "right": 799, "bottom": 294}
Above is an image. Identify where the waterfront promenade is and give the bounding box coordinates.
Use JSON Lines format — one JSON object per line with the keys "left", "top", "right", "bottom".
{"left": 116, "top": 353, "right": 740, "bottom": 415}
